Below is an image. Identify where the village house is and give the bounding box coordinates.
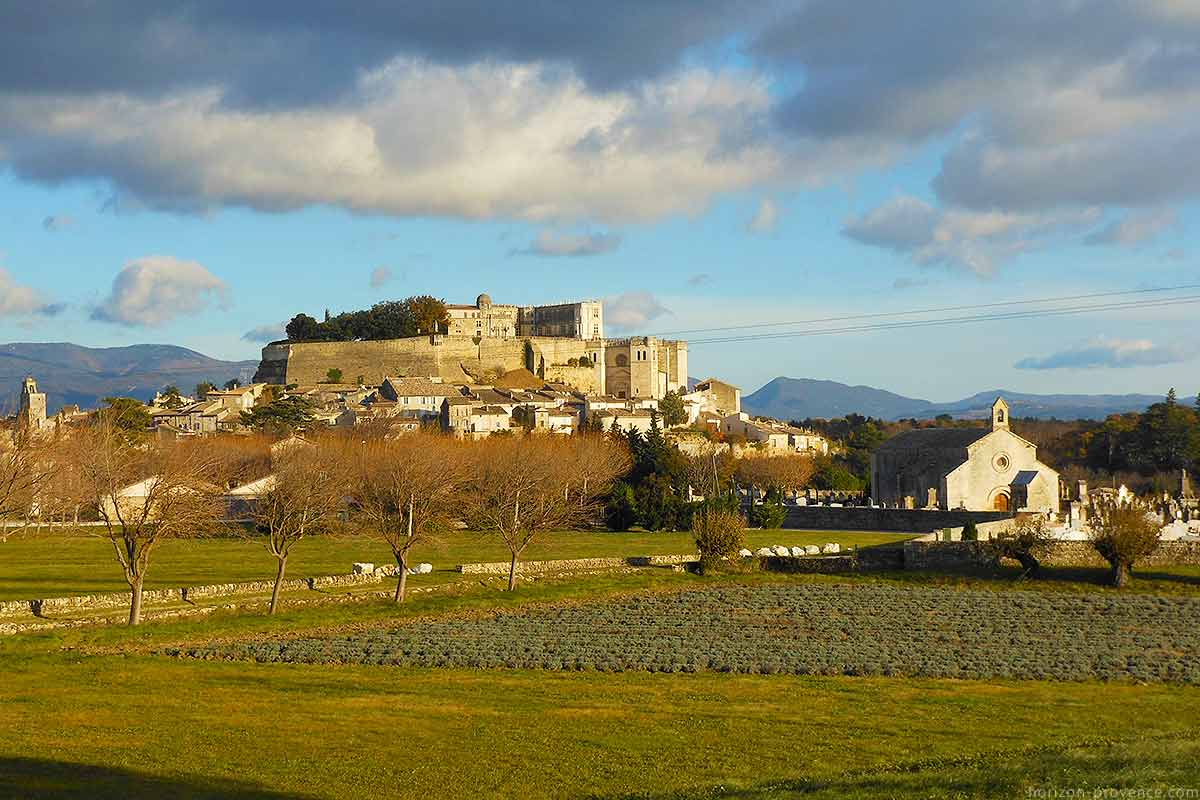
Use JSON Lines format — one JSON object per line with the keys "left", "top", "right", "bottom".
{"left": 379, "top": 376, "right": 463, "bottom": 418}
{"left": 721, "top": 413, "right": 830, "bottom": 455}
{"left": 871, "top": 397, "right": 1061, "bottom": 513}
{"left": 594, "top": 409, "right": 657, "bottom": 435}
{"left": 150, "top": 399, "right": 237, "bottom": 434}
{"left": 205, "top": 383, "right": 268, "bottom": 413}
{"left": 685, "top": 378, "right": 742, "bottom": 421}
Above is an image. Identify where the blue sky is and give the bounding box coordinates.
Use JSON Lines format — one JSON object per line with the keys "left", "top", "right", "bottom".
{"left": 1, "top": 2, "right": 1197, "bottom": 400}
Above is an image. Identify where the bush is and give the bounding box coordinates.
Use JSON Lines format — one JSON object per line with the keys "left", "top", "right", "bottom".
{"left": 1090, "top": 497, "right": 1161, "bottom": 587}
{"left": 989, "top": 515, "right": 1052, "bottom": 575}
{"left": 692, "top": 507, "right": 745, "bottom": 573}
{"left": 961, "top": 521, "right": 979, "bottom": 541}
{"left": 749, "top": 501, "right": 786, "bottom": 529}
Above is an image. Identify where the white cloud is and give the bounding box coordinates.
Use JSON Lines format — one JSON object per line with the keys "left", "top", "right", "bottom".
{"left": 241, "top": 323, "right": 285, "bottom": 343}
{"left": 746, "top": 198, "right": 778, "bottom": 234}
{"left": 843, "top": 195, "right": 1099, "bottom": 276}
{"left": 514, "top": 230, "right": 621, "bottom": 257}
{"left": 603, "top": 291, "right": 671, "bottom": 331}
{"left": 1085, "top": 209, "right": 1177, "bottom": 247}
{"left": 369, "top": 265, "right": 394, "bottom": 288}
{"left": 1014, "top": 337, "right": 1193, "bottom": 370}
{"left": 0, "top": 61, "right": 783, "bottom": 224}
{"left": 92, "top": 255, "right": 229, "bottom": 326}
{"left": 0, "top": 268, "right": 62, "bottom": 318}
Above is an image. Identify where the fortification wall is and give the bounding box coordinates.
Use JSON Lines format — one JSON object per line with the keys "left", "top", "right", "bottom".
{"left": 781, "top": 506, "right": 1010, "bottom": 533}
{"left": 254, "top": 336, "right": 599, "bottom": 388}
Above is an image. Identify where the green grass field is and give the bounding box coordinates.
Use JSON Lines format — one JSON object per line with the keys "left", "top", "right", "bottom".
{"left": 1, "top": 571, "right": 1199, "bottom": 799}
{"left": 0, "top": 529, "right": 912, "bottom": 601}
{"left": 3, "top": 540, "right": 1200, "bottom": 798}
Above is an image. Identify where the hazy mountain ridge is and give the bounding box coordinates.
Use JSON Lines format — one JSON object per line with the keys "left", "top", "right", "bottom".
{"left": 0, "top": 343, "right": 258, "bottom": 413}
{"left": 743, "top": 377, "right": 1169, "bottom": 421}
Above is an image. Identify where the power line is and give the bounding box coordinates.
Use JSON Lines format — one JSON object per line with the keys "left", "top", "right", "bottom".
{"left": 688, "top": 295, "right": 1200, "bottom": 345}
{"left": 649, "top": 283, "right": 1200, "bottom": 338}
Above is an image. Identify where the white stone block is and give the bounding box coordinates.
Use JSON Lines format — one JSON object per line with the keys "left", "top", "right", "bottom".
{"left": 351, "top": 562, "right": 374, "bottom": 575}
{"left": 822, "top": 543, "right": 841, "bottom": 554}
{"left": 804, "top": 545, "right": 821, "bottom": 556}
{"left": 755, "top": 547, "right": 773, "bottom": 557}
{"left": 771, "top": 545, "right": 790, "bottom": 557}
{"left": 416, "top": 562, "right": 434, "bottom": 574}
{"left": 738, "top": 548, "right": 754, "bottom": 558}
{"left": 789, "top": 546, "right": 805, "bottom": 557}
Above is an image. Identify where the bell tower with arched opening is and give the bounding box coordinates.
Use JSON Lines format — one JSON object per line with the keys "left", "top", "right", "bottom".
{"left": 991, "top": 397, "right": 1010, "bottom": 431}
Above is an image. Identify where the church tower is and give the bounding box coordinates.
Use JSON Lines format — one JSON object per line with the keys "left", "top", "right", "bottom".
{"left": 991, "top": 397, "right": 1010, "bottom": 432}
{"left": 18, "top": 376, "right": 47, "bottom": 433}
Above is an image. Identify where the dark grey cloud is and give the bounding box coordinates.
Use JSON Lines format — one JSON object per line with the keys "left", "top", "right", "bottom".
{"left": 513, "top": 230, "right": 621, "bottom": 258}
{"left": 842, "top": 195, "right": 1099, "bottom": 275}
{"left": 0, "top": 1, "right": 746, "bottom": 106}
{"left": 1015, "top": 338, "right": 1192, "bottom": 370}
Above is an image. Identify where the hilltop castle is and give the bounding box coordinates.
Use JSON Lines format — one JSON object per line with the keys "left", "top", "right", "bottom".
{"left": 254, "top": 293, "right": 687, "bottom": 400}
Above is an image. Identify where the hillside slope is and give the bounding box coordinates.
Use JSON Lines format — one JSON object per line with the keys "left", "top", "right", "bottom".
{"left": 743, "top": 376, "right": 1165, "bottom": 421}
{"left": 0, "top": 343, "right": 258, "bottom": 413}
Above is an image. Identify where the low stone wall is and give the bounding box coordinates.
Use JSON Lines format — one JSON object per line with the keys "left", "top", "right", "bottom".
{"left": 902, "top": 541, "right": 998, "bottom": 571}
{"left": 781, "top": 507, "right": 1010, "bottom": 533}
{"left": 761, "top": 555, "right": 859, "bottom": 574}
{"left": 1041, "top": 541, "right": 1200, "bottom": 568}
{"left": 2, "top": 571, "right": 390, "bottom": 620}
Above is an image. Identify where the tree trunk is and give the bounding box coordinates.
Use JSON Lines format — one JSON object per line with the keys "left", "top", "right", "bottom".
{"left": 1111, "top": 561, "right": 1130, "bottom": 588}
{"left": 507, "top": 550, "right": 519, "bottom": 592}
{"left": 128, "top": 576, "right": 143, "bottom": 626}
{"left": 269, "top": 556, "right": 288, "bottom": 615}
{"left": 394, "top": 553, "right": 408, "bottom": 603}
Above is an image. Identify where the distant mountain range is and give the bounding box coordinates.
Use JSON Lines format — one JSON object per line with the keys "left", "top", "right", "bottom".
{"left": 0, "top": 342, "right": 1176, "bottom": 422}
{"left": 742, "top": 377, "right": 1170, "bottom": 422}
{"left": 0, "top": 343, "right": 258, "bottom": 413}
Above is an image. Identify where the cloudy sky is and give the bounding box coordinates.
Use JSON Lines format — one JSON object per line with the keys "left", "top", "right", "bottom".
{"left": 1, "top": 1, "right": 1197, "bottom": 399}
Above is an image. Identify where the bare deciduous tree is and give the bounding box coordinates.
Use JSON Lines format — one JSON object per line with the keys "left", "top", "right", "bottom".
{"left": 0, "top": 430, "right": 54, "bottom": 541}
{"left": 734, "top": 455, "right": 816, "bottom": 498}
{"left": 468, "top": 435, "right": 617, "bottom": 591}
{"left": 246, "top": 439, "right": 349, "bottom": 614}
{"left": 355, "top": 433, "right": 466, "bottom": 602}
{"left": 63, "top": 420, "right": 224, "bottom": 625}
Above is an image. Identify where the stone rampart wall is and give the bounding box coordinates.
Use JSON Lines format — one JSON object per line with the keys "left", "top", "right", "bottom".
{"left": 782, "top": 506, "right": 1010, "bottom": 533}
{"left": 255, "top": 336, "right": 599, "bottom": 388}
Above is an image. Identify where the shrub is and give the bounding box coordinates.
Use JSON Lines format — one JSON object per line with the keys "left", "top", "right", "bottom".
{"left": 325, "top": 367, "right": 343, "bottom": 383}
{"left": 989, "top": 515, "right": 1052, "bottom": 575}
{"left": 749, "top": 501, "right": 786, "bottom": 529}
{"left": 692, "top": 507, "right": 745, "bottom": 573}
{"left": 1090, "top": 496, "right": 1161, "bottom": 587}
{"left": 961, "top": 521, "right": 979, "bottom": 541}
